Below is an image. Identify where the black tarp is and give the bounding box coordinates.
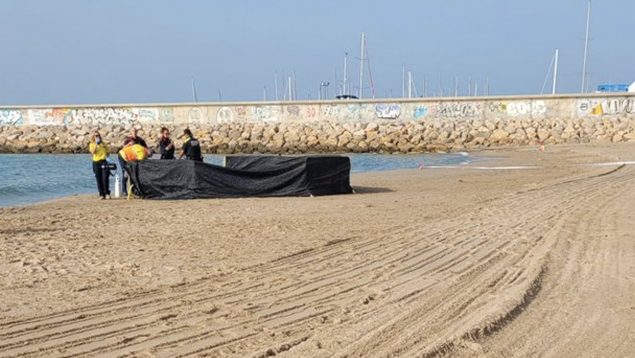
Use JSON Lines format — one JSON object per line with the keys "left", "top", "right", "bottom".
{"left": 126, "top": 155, "right": 352, "bottom": 199}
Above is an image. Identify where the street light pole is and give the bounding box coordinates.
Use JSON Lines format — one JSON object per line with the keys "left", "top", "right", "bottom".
{"left": 320, "top": 82, "right": 330, "bottom": 100}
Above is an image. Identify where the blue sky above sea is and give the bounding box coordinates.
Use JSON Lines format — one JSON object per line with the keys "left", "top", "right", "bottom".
{"left": 0, "top": 0, "right": 633, "bottom": 105}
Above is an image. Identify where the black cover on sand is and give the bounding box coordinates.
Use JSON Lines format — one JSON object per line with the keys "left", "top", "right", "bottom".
{"left": 126, "top": 155, "right": 352, "bottom": 199}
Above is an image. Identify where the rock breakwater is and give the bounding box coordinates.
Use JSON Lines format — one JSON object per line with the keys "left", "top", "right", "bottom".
{"left": 2, "top": 116, "right": 635, "bottom": 154}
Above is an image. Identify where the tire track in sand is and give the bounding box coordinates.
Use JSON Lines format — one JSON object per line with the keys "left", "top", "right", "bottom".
{"left": 1, "top": 166, "right": 632, "bottom": 357}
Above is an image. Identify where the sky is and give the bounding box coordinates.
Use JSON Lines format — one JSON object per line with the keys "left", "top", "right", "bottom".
{"left": 0, "top": 0, "right": 633, "bottom": 105}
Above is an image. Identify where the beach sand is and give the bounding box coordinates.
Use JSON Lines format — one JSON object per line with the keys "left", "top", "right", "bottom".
{"left": 1, "top": 143, "right": 634, "bottom": 357}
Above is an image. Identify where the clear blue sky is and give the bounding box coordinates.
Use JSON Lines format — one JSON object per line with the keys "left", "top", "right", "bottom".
{"left": 0, "top": 0, "right": 633, "bottom": 105}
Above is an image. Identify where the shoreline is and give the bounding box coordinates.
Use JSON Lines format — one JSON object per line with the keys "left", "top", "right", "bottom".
{"left": 2, "top": 141, "right": 635, "bottom": 209}
{"left": 0, "top": 152, "right": 474, "bottom": 209}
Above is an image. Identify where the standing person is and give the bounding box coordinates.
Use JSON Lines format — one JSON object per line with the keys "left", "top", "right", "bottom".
{"left": 126, "top": 127, "right": 148, "bottom": 148}
{"left": 118, "top": 140, "right": 150, "bottom": 199}
{"left": 89, "top": 131, "right": 111, "bottom": 200}
{"left": 179, "top": 128, "right": 203, "bottom": 161}
{"left": 158, "top": 127, "right": 175, "bottom": 159}
{"left": 119, "top": 128, "right": 148, "bottom": 194}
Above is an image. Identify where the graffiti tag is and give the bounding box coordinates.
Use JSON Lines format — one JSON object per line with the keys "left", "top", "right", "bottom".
{"left": 375, "top": 104, "right": 401, "bottom": 119}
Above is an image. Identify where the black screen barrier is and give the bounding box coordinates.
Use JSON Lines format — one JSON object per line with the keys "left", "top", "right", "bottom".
{"left": 126, "top": 155, "right": 352, "bottom": 199}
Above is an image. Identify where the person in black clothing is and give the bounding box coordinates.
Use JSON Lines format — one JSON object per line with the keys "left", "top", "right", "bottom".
{"left": 125, "top": 127, "right": 147, "bottom": 148}
{"left": 179, "top": 128, "right": 203, "bottom": 161}
{"left": 158, "top": 127, "right": 175, "bottom": 159}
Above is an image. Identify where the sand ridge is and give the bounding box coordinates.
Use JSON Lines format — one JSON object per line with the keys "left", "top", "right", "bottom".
{"left": 1, "top": 143, "right": 634, "bottom": 357}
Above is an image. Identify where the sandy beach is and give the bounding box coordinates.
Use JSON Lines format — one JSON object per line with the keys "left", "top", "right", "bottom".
{"left": 1, "top": 143, "right": 634, "bottom": 357}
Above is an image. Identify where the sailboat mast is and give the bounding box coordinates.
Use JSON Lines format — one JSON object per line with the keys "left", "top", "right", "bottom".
{"left": 359, "top": 32, "right": 365, "bottom": 99}
{"left": 402, "top": 65, "right": 406, "bottom": 98}
{"left": 191, "top": 78, "right": 198, "bottom": 103}
{"left": 552, "top": 48, "right": 559, "bottom": 94}
{"left": 454, "top": 77, "right": 458, "bottom": 97}
{"left": 343, "top": 52, "right": 348, "bottom": 96}
{"left": 581, "top": 1, "right": 591, "bottom": 93}
{"left": 423, "top": 76, "right": 427, "bottom": 98}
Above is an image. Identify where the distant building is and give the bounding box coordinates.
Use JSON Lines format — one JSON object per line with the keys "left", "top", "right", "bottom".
{"left": 596, "top": 84, "right": 630, "bottom": 93}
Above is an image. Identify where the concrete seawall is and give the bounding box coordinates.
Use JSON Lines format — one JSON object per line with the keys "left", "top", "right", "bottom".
{"left": 1, "top": 93, "right": 634, "bottom": 153}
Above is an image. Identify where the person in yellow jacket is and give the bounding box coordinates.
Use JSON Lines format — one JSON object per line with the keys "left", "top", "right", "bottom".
{"left": 118, "top": 139, "right": 150, "bottom": 199}
{"left": 89, "top": 131, "right": 111, "bottom": 200}
{"left": 118, "top": 140, "right": 150, "bottom": 162}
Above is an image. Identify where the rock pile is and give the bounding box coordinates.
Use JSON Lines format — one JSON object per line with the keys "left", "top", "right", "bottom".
{"left": 1, "top": 116, "right": 635, "bottom": 154}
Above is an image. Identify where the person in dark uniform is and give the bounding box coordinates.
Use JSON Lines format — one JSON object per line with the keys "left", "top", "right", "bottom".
{"left": 179, "top": 128, "right": 203, "bottom": 161}
{"left": 158, "top": 127, "right": 175, "bottom": 159}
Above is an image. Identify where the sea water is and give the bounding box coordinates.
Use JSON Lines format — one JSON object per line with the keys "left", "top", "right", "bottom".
{"left": 0, "top": 153, "right": 471, "bottom": 207}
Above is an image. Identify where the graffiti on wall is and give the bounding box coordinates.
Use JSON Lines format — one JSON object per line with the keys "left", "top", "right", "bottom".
{"left": 30, "top": 108, "right": 72, "bottom": 125}
{"left": 188, "top": 107, "right": 205, "bottom": 123}
{"left": 487, "top": 102, "right": 508, "bottom": 114}
{"left": 216, "top": 107, "right": 234, "bottom": 123}
{"left": 375, "top": 104, "right": 401, "bottom": 119}
{"left": 432, "top": 103, "right": 480, "bottom": 118}
{"left": 4, "top": 97, "right": 635, "bottom": 127}
{"left": 0, "top": 109, "right": 24, "bottom": 125}
{"left": 159, "top": 108, "right": 174, "bottom": 122}
{"left": 286, "top": 105, "right": 300, "bottom": 117}
{"left": 322, "top": 104, "right": 340, "bottom": 117}
{"left": 345, "top": 104, "right": 362, "bottom": 120}
{"left": 506, "top": 101, "right": 547, "bottom": 117}
{"left": 252, "top": 106, "right": 280, "bottom": 122}
{"left": 304, "top": 106, "right": 317, "bottom": 118}
{"left": 413, "top": 105, "right": 429, "bottom": 119}
{"left": 136, "top": 108, "right": 159, "bottom": 122}
{"left": 578, "top": 98, "right": 635, "bottom": 116}
{"left": 28, "top": 109, "right": 57, "bottom": 125}
{"left": 70, "top": 108, "right": 136, "bottom": 125}
{"left": 236, "top": 106, "right": 247, "bottom": 117}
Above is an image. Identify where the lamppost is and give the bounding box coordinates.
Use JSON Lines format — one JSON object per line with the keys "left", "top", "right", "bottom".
{"left": 320, "top": 82, "right": 330, "bottom": 100}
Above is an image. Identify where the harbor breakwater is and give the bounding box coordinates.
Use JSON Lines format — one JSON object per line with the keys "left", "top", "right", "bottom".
{"left": 1, "top": 93, "right": 634, "bottom": 153}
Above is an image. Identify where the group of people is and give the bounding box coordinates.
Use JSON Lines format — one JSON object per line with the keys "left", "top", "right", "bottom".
{"left": 89, "top": 127, "right": 203, "bottom": 199}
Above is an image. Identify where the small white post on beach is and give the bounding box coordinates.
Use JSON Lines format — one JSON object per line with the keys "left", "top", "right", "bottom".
{"left": 114, "top": 174, "right": 121, "bottom": 198}
{"left": 408, "top": 71, "right": 413, "bottom": 98}
{"left": 552, "top": 48, "right": 559, "bottom": 94}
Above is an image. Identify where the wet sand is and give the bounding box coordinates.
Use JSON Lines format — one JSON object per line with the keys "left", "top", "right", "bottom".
{"left": 1, "top": 143, "right": 634, "bottom": 357}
